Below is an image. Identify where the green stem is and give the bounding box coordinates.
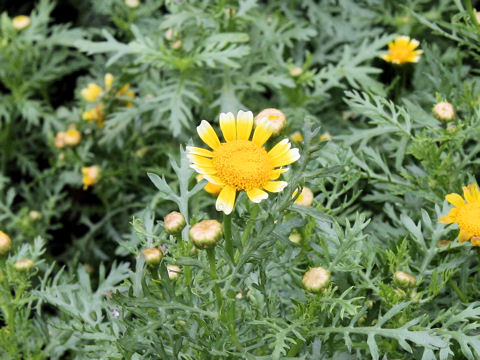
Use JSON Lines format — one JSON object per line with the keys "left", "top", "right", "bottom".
{"left": 206, "top": 248, "right": 222, "bottom": 311}
{"left": 240, "top": 203, "right": 259, "bottom": 247}
{"left": 223, "top": 213, "right": 234, "bottom": 261}
{"left": 449, "top": 279, "right": 468, "bottom": 302}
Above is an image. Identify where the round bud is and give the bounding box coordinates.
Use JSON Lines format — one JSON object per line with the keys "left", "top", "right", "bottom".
{"left": 63, "top": 125, "right": 82, "bottom": 147}
{"left": 140, "top": 248, "right": 163, "bottom": 266}
{"left": 255, "top": 108, "right": 286, "bottom": 135}
{"left": 447, "top": 125, "right": 457, "bottom": 133}
{"left": 12, "top": 15, "right": 30, "bottom": 30}
{"left": 288, "top": 232, "right": 302, "bottom": 244}
{"left": 14, "top": 259, "right": 34, "bottom": 272}
{"left": 302, "top": 267, "right": 330, "bottom": 293}
{"left": 171, "top": 40, "right": 182, "bottom": 50}
{"left": 167, "top": 265, "right": 180, "bottom": 280}
{"left": 29, "top": 210, "right": 42, "bottom": 221}
{"left": 294, "top": 187, "right": 314, "bottom": 207}
{"left": 125, "top": 0, "right": 140, "bottom": 8}
{"left": 164, "top": 211, "right": 186, "bottom": 235}
{"left": 289, "top": 66, "right": 303, "bottom": 77}
{"left": 189, "top": 220, "right": 223, "bottom": 249}
{"left": 393, "top": 271, "right": 416, "bottom": 288}
{"left": 0, "top": 231, "right": 11, "bottom": 255}
{"left": 433, "top": 102, "right": 455, "bottom": 122}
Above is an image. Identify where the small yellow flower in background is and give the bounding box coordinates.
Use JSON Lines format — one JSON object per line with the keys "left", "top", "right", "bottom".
{"left": 196, "top": 174, "right": 222, "bottom": 195}
{"left": 381, "top": 36, "right": 423, "bottom": 65}
{"left": 104, "top": 73, "right": 114, "bottom": 91}
{"left": 81, "top": 83, "right": 103, "bottom": 102}
{"left": 117, "top": 84, "right": 135, "bottom": 107}
{"left": 440, "top": 183, "right": 480, "bottom": 246}
{"left": 320, "top": 132, "right": 332, "bottom": 142}
{"left": 255, "top": 108, "right": 286, "bottom": 135}
{"left": 187, "top": 110, "right": 300, "bottom": 215}
{"left": 63, "top": 125, "right": 82, "bottom": 146}
{"left": 433, "top": 101, "right": 455, "bottom": 122}
{"left": 0, "top": 231, "right": 11, "bottom": 255}
{"left": 82, "top": 165, "right": 101, "bottom": 190}
{"left": 82, "top": 103, "right": 104, "bottom": 127}
{"left": 12, "top": 15, "right": 30, "bottom": 30}
{"left": 293, "top": 187, "right": 314, "bottom": 206}
{"left": 290, "top": 131, "right": 303, "bottom": 143}
{"left": 125, "top": 0, "right": 140, "bottom": 8}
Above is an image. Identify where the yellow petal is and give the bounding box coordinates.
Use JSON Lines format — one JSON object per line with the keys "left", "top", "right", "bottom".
{"left": 263, "top": 181, "right": 288, "bottom": 193}
{"left": 271, "top": 148, "right": 300, "bottom": 168}
{"left": 203, "top": 175, "right": 224, "bottom": 186}
{"left": 445, "top": 193, "right": 464, "bottom": 208}
{"left": 190, "top": 164, "right": 217, "bottom": 175}
{"left": 270, "top": 168, "right": 289, "bottom": 180}
{"left": 246, "top": 188, "right": 268, "bottom": 203}
{"left": 462, "top": 184, "right": 480, "bottom": 203}
{"left": 252, "top": 118, "right": 273, "bottom": 146}
{"left": 186, "top": 146, "right": 214, "bottom": 158}
{"left": 216, "top": 186, "right": 236, "bottom": 215}
{"left": 187, "top": 154, "right": 214, "bottom": 168}
{"left": 219, "top": 112, "right": 236, "bottom": 142}
{"left": 458, "top": 230, "right": 472, "bottom": 243}
{"left": 471, "top": 237, "right": 480, "bottom": 246}
{"left": 236, "top": 110, "right": 253, "bottom": 140}
{"left": 197, "top": 120, "right": 221, "bottom": 150}
{"left": 439, "top": 216, "right": 453, "bottom": 225}
{"left": 268, "top": 139, "right": 291, "bottom": 159}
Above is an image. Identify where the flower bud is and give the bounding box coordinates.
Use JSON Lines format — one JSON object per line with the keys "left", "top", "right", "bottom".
{"left": 393, "top": 271, "right": 416, "bottom": 288}
{"left": 140, "top": 248, "right": 163, "bottom": 266}
{"left": 255, "top": 108, "right": 286, "bottom": 135}
{"left": 293, "top": 187, "right": 314, "bottom": 207}
{"left": 447, "top": 125, "right": 457, "bottom": 133}
{"left": 167, "top": 264, "right": 180, "bottom": 280}
{"left": 289, "top": 66, "right": 303, "bottom": 77}
{"left": 104, "top": 73, "right": 114, "bottom": 91}
{"left": 189, "top": 220, "right": 223, "bottom": 249}
{"left": 290, "top": 131, "right": 303, "bottom": 143}
{"left": 14, "top": 259, "right": 34, "bottom": 272}
{"left": 64, "top": 125, "right": 82, "bottom": 147}
{"left": 433, "top": 101, "right": 454, "bottom": 122}
{"left": 165, "top": 28, "right": 177, "bottom": 41}
{"left": 29, "top": 210, "right": 42, "bottom": 221}
{"left": 319, "top": 132, "right": 332, "bottom": 142}
{"left": 302, "top": 267, "right": 330, "bottom": 293}
{"left": 288, "top": 231, "right": 302, "bottom": 244}
{"left": 12, "top": 15, "right": 30, "bottom": 30}
{"left": 81, "top": 83, "right": 103, "bottom": 102}
{"left": 54, "top": 131, "right": 66, "bottom": 149}
{"left": 82, "top": 165, "right": 101, "bottom": 190}
{"left": 125, "top": 0, "right": 140, "bottom": 8}
{"left": 171, "top": 40, "right": 182, "bottom": 50}
{"left": 164, "top": 211, "right": 186, "bottom": 235}
{"left": 0, "top": 231, "right": 11, "bottom": 255}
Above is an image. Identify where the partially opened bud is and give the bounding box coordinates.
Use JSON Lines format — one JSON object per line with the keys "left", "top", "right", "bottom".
{"left": 12, "top": 15, "right": 30, "bottom": 30}
{"left": 0, "top": 231, "right": 11, "bottom": 255}
{"left": 140, "top": 248, "right": 163, "bottom": 266}
{"left": 293, "top": 187, "right": 314, "bottom": 207}
{"left": 394, "top": 271, "right": 416, "bottom": 288}
{"left": 255, "top": 108, "right": 286, "bottom": 135}
{"left": 302, "top": 267, "right": 330, "bottom": 293}
{"left": 164, "top": 211, "right": 186, "bottom": 235}
{"left": 190, "top": 220, "right": 223, "bottom": 249}
{"left": 433, "top": 101, "right": 455, "bottom": 122}
{"left": 167, "top": 265, "right": 181, "bottom": 280}
{"left": 15, "top": 259, "right": 34, "bottom": 272}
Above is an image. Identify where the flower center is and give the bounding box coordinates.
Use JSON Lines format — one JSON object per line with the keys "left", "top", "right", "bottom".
{"left": 213, "top": 139, "right": 272, "bottom": 190}
{"left": 456, "top": 203, "right": 480, "bottom": 236}
{"left": 391, "top": 46, "right": 412, "bottom": 62}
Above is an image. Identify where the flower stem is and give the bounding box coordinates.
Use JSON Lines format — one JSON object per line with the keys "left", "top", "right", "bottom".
{"left": 223, "top": 213, "right": 234, "bottom": 261}
{"left": 206, "top": 247, "right": 223, "bottom": 311}
{"left": 240, "top": 203, "right": 259, "bottom": 247}
{"left": 449, "top": 279, "right": 468, "bottom": 303}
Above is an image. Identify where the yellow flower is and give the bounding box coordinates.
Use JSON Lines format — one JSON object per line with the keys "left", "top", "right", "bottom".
{"left": 187, "top": 111, "right": 300, "bottom": 214}
{"left": 12, "top": 15, "right": 30, "bottom": 30}
{"left": 319, "top": 132, "right": 332, "bottom": 142}
{"left": 82, "top": 103, "right": 105, "bottom": 127}
{"left": 81, "top": 83, "right": 103, "bottom": 102}
{"left": 63, "top": 125, "right": 82, "bottom": 146}
{"left": 255, "top": 108, "right": 286, "bottom": 135}
{"left": 440, "top": 184, "right": 480, "bottom": 246}
{"left": 381, "top": 36, "right": 423, "bottom": 65}
{"left": 117, "top": 84, "right": 135, "bottom": 107}
{"left": 104, "top": 73, "right": 114, "bottom": 91}
{"left": 290, "top": 131, "right": 303, "bottom": 143}
{"left": 0, "top": 231, "right": 11, "bottom": 255}
{"left": 81, "top": 166, "right": 101, "bottom": 190}
{"left": 293, "top": 187, "right": 314, "bottom": 206}
{"left": 196, "top": 174, "right": 222, "bottom": 195}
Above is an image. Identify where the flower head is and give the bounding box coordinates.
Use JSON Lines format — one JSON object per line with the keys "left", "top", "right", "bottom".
{"left": 82, "top": 165, "right": 101, "bottom": 190}
{"left": 289, "top": 66, "right": 303, "bottom": 77}
{"left": 255, "top": 108, "right": 286, "bottom": 135}
{"left": 164, "top": 211, "right": 186, "bottom": 235}
{"left": 187, "top": 111, "right": 300, "bottom": 214}
{"left": 302, "top": 267, "right": 330, "bottom": 293}
{"left": 433, "top": 101, "right": 455, "bottom": 122}
{"left": 0, "top": 231, "right": 11, "bottom": 255}
{"left": 190, "top": 220, "right": 223, "bottom": 249}
{"left": 12, "top": 15, "right": 30, "bottom": 30}
{"left": 293, "top": 187, "right": 314, "bottom": 207}
{"left": 64, "top": 125, "right": 82, "bottom": 146}
{"left": 81, "top": 83, "right": 103, "bottom": 102}
{"left": 440, "top": 184, "right": 480, "bottom": 246}
{"left": 381, "top": 36, "right": 423, "bottom": 65}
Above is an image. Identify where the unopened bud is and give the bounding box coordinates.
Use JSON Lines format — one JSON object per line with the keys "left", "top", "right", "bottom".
{"left": 167, "top": 265, "right": 180, "bottom": 280}
{"left": 29, "top": 210, "right": 42, "bottom": 221}
{"left": 171, "top": 40, "right": 182, "bottom": 50}
{"left": 164, "top": 211, "right": 186, "bottom": 235}
{"left": 394, "top": 271, "right": 416, "bottom": 288}
{"left": 14, "top": 259, "right": 34, "bottom": 272}
{"left": 12, "top": 15, "right": 30, "bottom": 30}
{"left": 125, "top": 0, "right": 140, "bottom": 8}
{"left": 319, "top": 132, "right": 332, "bottom": 142}
{"left": 433, "top": 101, "right": 455, "bottom": 122}
{"left": 302, "top": 267, "right": 330, "bottom": 293}
{"left": 255, "top": 108, "right": 286, "bottom": 135}
{"left": 235, "top": 292, "right": 243, "bottom": 299}
{"left": 289, "top": 66, "right": 303, "bottom": 77}
{"left": 288, "top": 232, "right": 302, "bottom": 244}
{"left": 293, "top": 187, "right": 314, "bottom": 207}
{"left": 140, "top": 247, "right": 163, "bottom": 266}
{"left": 0, "top": 231, "right": 11, "bottom": 255}
{"left": 189, "top": 220, "right": 223, "bottom": 249}
{"left": 447, "top": 125, "right": 457, "bottom": 133}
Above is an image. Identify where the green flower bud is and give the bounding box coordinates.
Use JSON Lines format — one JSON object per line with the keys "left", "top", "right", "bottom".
{"left": 164, "top": 211, "right": 186, "bottom": 235}
{"left": 289, "top": 66, "right": 303, "bottom": 77}
{"left": 394, "top": 271, "right": 416, "bottom": 288}
{"left": 167, "top": 265, "right": 181, "bottom": 280}
{"left": 189, "top": 220, "right": 223, "bottom": 249}
{"left": 29, "top": 210, "right": 42, "bottom": 221}
{"left": 0, "top": 231, "right": 11, "bottom": 255}
{"left": 302, "top": 267, "right": 330, "bottom": 293}
{"left": 140, "top": 248, "right": 163, "bottom": 266}
{"left": 14, "top": 259, "right": 34, "bottom": 272}
{"left": 288, "top": 231, "right": 302, "bottom": 244}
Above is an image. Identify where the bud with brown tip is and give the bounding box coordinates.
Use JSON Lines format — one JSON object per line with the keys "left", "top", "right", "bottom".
{"left": 302, "top": 267, "right": 330, "bottom": 293}
{"left": 140, "top": 248, "right": 163, "bottom": 266}
{"left": 15, "top": 259, "right": 34, "bottom": 272}
{"left": 0, "top": 231, "right": 11, "bottom": 255}
{"left": 189, "top": 220, "right": 223, "bottom": 249}
{"left": 394, "top": 271, "right": 416, "bottom": 288}
{"left": 164, "top": 211, "right": 186, "bottom": 235}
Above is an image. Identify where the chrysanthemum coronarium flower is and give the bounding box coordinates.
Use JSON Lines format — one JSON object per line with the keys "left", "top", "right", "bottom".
{"left": 82, "top": 103, "right": 104, "bottom": 127}
{"left": 63, "top": 125, "right": 82, "bottom": 146}
{"left": 0, "top": 231, "right": 11, "bottom": 255}
{"left": 381, "top": 36, "right": 423, "bottom": 65}
{"left": 104, "top": 73, "right": 114, "bottom": 91}
{"left": 433, "top": 101, "right": 455, "bottom": 122}
{"left": 255, "top": 108, "right": 286, "bottom": 135}
{"left": 164, "top": 211, "right": 186, "bottom": 235}
{"left": 81, "top": 83, "right": 103, "bottom": 102}
{"left": 190, "top": 220, "right": 223, "bottom": 249}
{"left": 393, "top": 271, "right": 416, "bottom": 288}
{"left": 12, "top": 15, "right": 30, "bottom": 30}
{"left": 440, "top": 184, "right": 480, "bottom": 246}
{"left": 14, "top": 259, "right": 34, "bottom": 272}
{"left": 187, "top": 111, "right": 300, "bottom": 215}
{"left": 302, "top": 267, "right": 330, "bottom": 293}
{"left": 167, "top": 264, "right": 181, "bottom": 280}
{"left": 293, "top": 187, "right": 314, "bottom": 206}
{"left": 81, "top": 165, "right": 101, "bottom": 190}
{"left": 139, "top": 248, "right": 163, "bottom": 266}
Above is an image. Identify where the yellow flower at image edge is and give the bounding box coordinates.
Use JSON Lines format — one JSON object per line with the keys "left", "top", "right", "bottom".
{"left": 187, "top": 111, "right": 300, "bottom": 215}
{"left": 381, "top": 36, "right": 423, "bottom": 65}
{"left": 440, "top": 184, "right": 480, "bottom": 246}
{"left": 82, "top": 166, "right": 101, "bottom": 190}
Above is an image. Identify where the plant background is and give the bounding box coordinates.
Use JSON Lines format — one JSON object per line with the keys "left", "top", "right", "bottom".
{"left": 1, "top": 0, "right": 480, "bottom": 359}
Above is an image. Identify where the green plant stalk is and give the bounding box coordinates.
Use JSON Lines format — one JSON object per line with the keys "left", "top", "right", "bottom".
{"left": 448, "top": 279, "right": 468, "bottom": 302}
{"left": 223, "top": 213, "right": 234, "bottom": 261}
{"left": 206, "top": 248, "right": 223, "bottom": 312}
{"left": 240, "top": 203, "right": 259, "bottom": 247}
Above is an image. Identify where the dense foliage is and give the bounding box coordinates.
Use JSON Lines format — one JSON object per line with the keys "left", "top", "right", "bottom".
{"left": 2, "top": 0, "right": 480, "bottom": 359}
